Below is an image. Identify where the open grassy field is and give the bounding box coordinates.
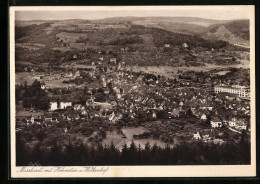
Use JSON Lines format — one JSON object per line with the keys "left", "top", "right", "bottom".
{"left": 16, "top": 43, "right": 45, "bottom": 50}
{"left": 102, "top": 127, "right": 176, "bottom": 150}
{"left": 122, "top": 127, "right": 150, "bottom": 138}
{"left": 102, "top": 130, "right": 126, "bottom": 150}
{"left": 214, "top": 70, "right": 231, "bottom": 75}
{"left": 16, "top": 109, "right": 44, "bottom": 117}
{"left": 59, "top": 62, "right": 96, "bottom": 69}
{"left": 127, "top": 60, "right": 249, "bottom": 78}
{"left": 15, "top": 72, "right": 77, "bottom": 88}
{"left": 15, "top": 72, "right": 41, "bottom": 85}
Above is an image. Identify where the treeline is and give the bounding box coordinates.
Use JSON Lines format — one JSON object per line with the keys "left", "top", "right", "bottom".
{"left": 16, "top": 80, "right": 50, "bottom": 110}
{"left": 151, "top": 27, "right": 228, "bottom": 49}
{"left": 208, "top": 20, "right": 249, "bottom": 41}
{"left": 106, "top": 36, "right": 143, "bottom": 46}
{"left": 15, "top": 23, "right": 51, "bottom": 41}
{"left": 16, "top": 138, "right": 250, "bottom": 166}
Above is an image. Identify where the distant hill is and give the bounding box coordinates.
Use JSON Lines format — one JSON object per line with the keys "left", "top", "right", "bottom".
{"left": 92, "top": 16, "right": 228, "bottom": 35}
{"left": 201, "top": 20, "right": 250, "bottom": 46}
{"left": 16, "top": 17, "right": 249, "bottom": 44}
{"left": 91, "top": 17, "right": 250, "bottom": 46}
{"left": 92, "top": 16, "right": 225, "bottom": 25}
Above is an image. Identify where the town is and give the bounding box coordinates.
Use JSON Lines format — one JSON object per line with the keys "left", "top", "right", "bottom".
{"left": 15, "top": 56, "right": 250, "bottom": 149}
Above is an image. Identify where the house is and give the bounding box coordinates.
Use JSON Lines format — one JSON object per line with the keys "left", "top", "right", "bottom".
{"left": 104, "top": 89, "right": 110, "bottom": 95}
{"left": 32, "top": 115, "right": 42, "bottom": 124}
{"left": 65, "top": 72, "right": 73, "bottom": 78}
{"left": 164, "top": 44, "right": 170, "bottom": 48}
{"left": 228, "top": 118, "right": 237, "bottom": 127}
{"left": 49, "top": 101, "right": 72, "bottom": 111}
{"left": 52, "top": 116, "right": 59, "bottom": 123}
{"left": 211, "top": 117, "right": 223, "bottom": 128}
{"left": 152, "top": 111, "right": 157, "bottom": 118}
{"left": 228, "top": 117, "right": 247, "bottom": 130}
{"left": 193, "top": 132, "right": 201, "bottom": 140}
{"left": 171, "top": 108, "right": 180, "bottom": 118}
{"left": 75, "top": 114, "right": 80, "bottom": 120}
{"left": 109, "top": 111, "right": 118, "bottom": 123}
{"left": 213, "top": 138, "right": 225, "bottom": 145}
{"left": 19, "top": 115, "right": 41, "bottom": 124}
{"left": 130, "top": 112, "right": 135, "bottom": 119}
{"left": 179, "top": 101, "right": 184, "bottom": 110}
{"left": 44, "top": 113, "right": 52, "bottom": 122}
{"left": 102, "top": 81, "right": 107, "bottom": 88}
{"left": 182, "top": 42, "right": 188, "bottom": 49}
{"left": 73, "top": 54, "right": 78, "bottom": 59}
{"left": 64, "top": 128, "right": 68, "bottom": 133}
{"left": 28, "top": 116, "right": 35, "bottom": 124}
{"left": 66, "top": 114, "right": 74, "bottom": 121}
{"left": 74, "top": 104, "right": 85, "bottom": 111}
{"left": 50, "top": 102, "right": 58, "bottom": 111}
{"left": 202, "top": 134, "right": 211, "bottom": 142}
{"left": 117, "top": 93, "right": 122, "bottom": 100}
{"left": 74, "top": 71, "right": 80, "bottom": 77}
{"left": 110, "top": 58, "right": 117, "bottom": 64}
{"left": 60, "top": 102, "right": 72, "bottom": 109}
{"left": 82, "top": 110, "right": 88, "bottom": 116}
{"left": 235, "top": 119, "right": 247, "bottom": 130}
{"left": 40, "top": 82, "right": 46, "bottom": 90}
{"left": 201, "top": 114, "right": 207, "bottom": 121}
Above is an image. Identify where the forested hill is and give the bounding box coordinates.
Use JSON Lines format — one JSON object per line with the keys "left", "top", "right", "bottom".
{"left": 15, "top": 18, "right": 248, "bottom": 66}
{"left": 202, "top": 20, "right": 250, "bottom": 46}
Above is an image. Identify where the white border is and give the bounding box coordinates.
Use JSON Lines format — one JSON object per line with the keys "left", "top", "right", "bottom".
{"left": 10, "top": 6, "right": 256, "bottom": 178}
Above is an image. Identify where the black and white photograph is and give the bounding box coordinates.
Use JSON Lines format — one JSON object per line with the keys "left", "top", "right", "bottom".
{"left": 10, "top": 6, "right": 255, "bottom": 177}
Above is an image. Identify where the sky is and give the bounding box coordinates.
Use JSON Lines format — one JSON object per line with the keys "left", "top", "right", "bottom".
{"left": 14, "top": 6, "right": 253, "bottom": 21}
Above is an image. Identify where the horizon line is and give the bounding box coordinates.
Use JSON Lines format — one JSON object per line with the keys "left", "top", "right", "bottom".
{"left": 15, "top": 16, "right": 249, "bottom": 22}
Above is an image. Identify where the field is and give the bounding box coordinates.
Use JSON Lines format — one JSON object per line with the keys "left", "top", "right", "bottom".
{"left": 122, "top": 127, "right": 150, "bottom": 138}
{"left": 15, "top": 72, "right": 77, "bottom": 88}
{"left": 128, "top": 60, "right": 249, "bottom": 78}
{"left": 16, "top": 43, "right": 45, "bottom": 50}
{"left": 59, "top": 62, "right": 96, "bottom": 69}
{"left": 15, "top": 72, "right": 39, "bottom": 85}
{"left": 102, "top": 127, "right": 176, "bottom": 150}
{"left": 214, "top": 70, "right": 231, "bottom": 75}
{"left": 16, "top": 109, "right": 44, "bottom": 117}
{"left": 102, "top": 130, "right": 126, "bottom": 149}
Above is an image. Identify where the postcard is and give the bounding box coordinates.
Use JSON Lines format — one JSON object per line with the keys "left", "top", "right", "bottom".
{"left": 10, "top": 6, "right": 255, "bottom": 177}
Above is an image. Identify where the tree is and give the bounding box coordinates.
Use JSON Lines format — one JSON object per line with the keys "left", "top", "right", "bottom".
{"left": 121, "top": 143, "right": 128, "bottom": 163}
{"left": 16, "top": 135, "right": 28, "bottom": 166}
{"left": 36, "top": 129, "right": 46, "bottom": 142}
{"left": 240, "top": 130, "right": 247, "bottom": 144}
{"left": 22, "top": 97, "right": 31, "bottom": 108}
{"left": 36, "top": 96, "right": 50, "bottom": 110}
{"left": 24, "top": 80, "right": 27, "bottom": 89}
{"left": 186, "top": 109, "right": 193, "bottom": 117}
{"left": 97, "top": 88, "right": 104, "bottom": 93}
{"left": 145, "top": 142, "right": 151, "bottom": 151}
{"left": 22, "top": 79, "right": 50, "bottom": 110}
{"left": 57, "top": 98, "right": 61, "bottom": 109}
{"left": 32, "top": 79, "right": 41, "bottom": 88}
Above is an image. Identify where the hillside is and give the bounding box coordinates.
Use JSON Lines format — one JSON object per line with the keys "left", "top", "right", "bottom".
{"left": 15, "top": 17, "right": 249, "bottom": 67}
{"left": 202, "top": 20, "right": 250, "bottom": 46}
{"left": 92, "top": 16, "right": 227, "bottom": 35}
{"left": 92, "top": 16, "right": 225, "bottom": 26}
{"left": 94, "top": 17, "right": 250, "bottom": 46}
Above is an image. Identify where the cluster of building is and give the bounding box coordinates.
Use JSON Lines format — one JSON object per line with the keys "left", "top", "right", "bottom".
{"left": 214, "top": 84, "right": 250, "bottom": 98}
{"left": 16, "top": 56, "right": 251, "bottom": 144}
